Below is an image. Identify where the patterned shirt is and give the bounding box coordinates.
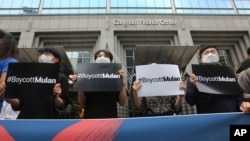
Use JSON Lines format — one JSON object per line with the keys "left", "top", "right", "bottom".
{"left": 139, "top": 96, "right": 177, "bottom": 116}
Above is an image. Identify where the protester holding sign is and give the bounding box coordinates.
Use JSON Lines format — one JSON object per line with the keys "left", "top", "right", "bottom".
{"left": 132, "top": 63, "right": 185, "bottom": 116}
{"left": 73, "top": 49, "right": 127, "bottom": 118}
{"left": 133, "top": 80, "right": 185, "bottom": 116}
{"left": 0, "top": 29, "right": 20, "bottom": 119}
{"left": 6, "top": 46, "right": 69, "bottom": 119}
{"left": 185, "top": 45, "right": 250, "bottom": 114}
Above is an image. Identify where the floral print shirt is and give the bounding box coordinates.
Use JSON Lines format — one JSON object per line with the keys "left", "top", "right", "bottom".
{"left": 139, "top": 96, "right": 177, "bottom": 116}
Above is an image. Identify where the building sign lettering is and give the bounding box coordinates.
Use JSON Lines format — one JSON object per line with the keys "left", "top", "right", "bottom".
{"left": 113, "top": 19, "right": 177, "bottom": 27}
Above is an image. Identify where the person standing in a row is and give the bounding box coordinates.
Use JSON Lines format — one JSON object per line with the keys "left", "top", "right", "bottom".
{"left": 72, "top": 49, "right": 127, "bottom": 119}
{"left": 0, "top": 29, "right": 20, "bottom": 119}
{"left": 6, "top": 46, "right": 70, "bottom": 119}
{"left": 185, "top": 45, "right": 250, "bottom": 114}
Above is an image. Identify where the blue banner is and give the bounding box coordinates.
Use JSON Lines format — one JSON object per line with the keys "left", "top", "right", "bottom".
{"left": 0, "top": 112, "right": 249, "bottom": 141}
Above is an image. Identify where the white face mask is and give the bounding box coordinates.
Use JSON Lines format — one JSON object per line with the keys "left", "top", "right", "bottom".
{"left": 38, "top": 55, "right": 53, "bottom": 63}
{"left": 95, "top": 56, "right": 111, "bottom": 63}
{"left": 202, "top": 53, "right": 219, "bottom": 64}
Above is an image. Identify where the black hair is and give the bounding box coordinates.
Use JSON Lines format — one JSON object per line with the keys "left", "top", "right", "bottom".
{"left": 0, "top": 28, "right": 18, "bottom": 59}
{"left": 94, "top": 49, "right": 113, "bottom": 62}
{"left": 37, "top": 46, "right": 61, "bottom": 63}
{"left": 247, "top": 47, "right": 250, "bottom": 55}
{"left": 198, "top": 45, "right": 218, "bottom": 60}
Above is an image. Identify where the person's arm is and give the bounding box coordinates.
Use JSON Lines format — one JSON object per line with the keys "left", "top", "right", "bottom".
{"left": 0, "top": 72, "right": 7, "bottom": 95}
{"left": 5, "top": 98, "right": 20, "bottom": 109}
{"left": 175, "top": 96, "right": 183, "bottom": 113}
{"left": 118, "top": 69, "right": 127, "bottom": 106}
{"left": 53, "top": 83, "right": 64, "bottom": 108}
{"left": 174, "top": 81, "right": 186, "bottom": 113}
{"left": 132, "top": 81, "right": 142, "bottom": 110}
{"left": 78, "top": 91, "right": 86, "bottom": 109}
{"left": 119, "top": 84, "right": 127, "bottom": 106}
{"left": 237, "top": 71, "right": 250, "bottom": 113}
{"left": 185, "top": 74, "right": 199, "bottom": 106}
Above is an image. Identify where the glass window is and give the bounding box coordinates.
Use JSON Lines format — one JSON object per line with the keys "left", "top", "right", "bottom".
{"left": 190, "top": 0, "right": 200, "bottom": 8}
{"left": 137, "top": 0, "right": 146, "bottom": 7}
{"left": 147, "top": 9, "right": 156, "bottom": 13}
{"left": 1, "top": 0, "right": 12, "bottom": 7}
{"left": 208, "top": 0, "right": 217, "bottom": 8}
{"left": 239, "top": 10, "right": 250, "bottom": 14}
{"left": 127, "top": 0, "right": 137, "bottom": 7}
{"left": 90, "top": 0, "right": 99, "bottom": 7}
{"left": 0, "top": 0, "right": 39, "bottom": 9}
{"left": 12, "top": 0, "right": 22, "bottom": 8}
{"left": 99, "top": 0, "right": 106, "bottom": 7}
{"left": 235, "top": 0, "right": 250, "bottom": 8}
{"left": 218, "top": 49, "right": 233, "bottom": 67}
{"left": 127, "top": 9, "right": 138, "bottom": 13}
{"left": 61, "top": 0, "right": 71, "bottom": 8}
{"left": 111, "top": 0, "right": 118, "bottom": 7}
{"left": 43, "top": 0, "right": 52, "bottom": 8}
{"left": 66, "top": 51, "right": 91, "bottom": 70}
{"left": 145, "top": 0, "right": 155, "bottom": 7}
{"left": 50, "top": 0, "right": 59, "bottom": 7}
{"left": 79, "top": 0, "right": 90, "bottom": 7}
{"left": 117, "top": 1, "right": 127, "bottom": 7}
{"left": 199, "top": 0, "right": 209, "bottom": 8}
{"left": 126, "top": 49, "right": 135, "bottom": 77}
{"left": 155, "top": 0, "right": 171, "bottom": 7}
{"left": 70, "top": 0, "right": 81, "bottom": 7}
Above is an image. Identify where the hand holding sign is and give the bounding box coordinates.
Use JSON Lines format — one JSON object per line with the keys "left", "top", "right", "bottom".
{"left": 135, "top": 64, "right": 184, "bottom": 97}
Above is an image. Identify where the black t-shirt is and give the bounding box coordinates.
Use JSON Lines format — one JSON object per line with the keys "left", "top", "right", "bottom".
{"left": 17, "top": 73, "right": 69, "bottom": 119}
{"left": 83, "top": 91, "right": 119, "bottom": 119}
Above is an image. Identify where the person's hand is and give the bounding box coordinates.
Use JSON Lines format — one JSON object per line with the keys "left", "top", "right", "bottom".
{"left": 179, "top": 81, "right": 186, "bottom": 90}
{"left": 189, "top": 74, "right": 197, "bottom": 86}
{"left": 133, "top": 81, "right": 142, "bottom": 91}
{"left": 118, "top": 69, "right": 125, "bottom": 80}
{"left": 69, "top": 74, "right": 78, "bottom": 83}
{"left": 240, "top": 102, "right": 250, "bottom": 114}
{"left": 53, "top": 83, "right": 62, "bottom": 98}
{"left": 0, "top": 81, "right": 6, "bottom": 96}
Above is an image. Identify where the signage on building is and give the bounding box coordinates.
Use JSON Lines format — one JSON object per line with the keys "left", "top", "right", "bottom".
{"left": 113, "top": 19, "right": 177, "bottom": 27}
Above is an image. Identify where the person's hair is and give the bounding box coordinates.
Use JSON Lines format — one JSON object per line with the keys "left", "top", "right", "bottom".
{"left": 0, "top": 29, "right": 18, "bottom": 59}
{"left": 37, "top": 46, "right": 61, "bottom": 63}
{"left": 198, "top": 45, "right": 218, "bottom": 60}
{"left": 247, "top": 47, "right": 250, "bottom": 55}
{"left": 94, "top": 49, "right": 113, "bottom": 62}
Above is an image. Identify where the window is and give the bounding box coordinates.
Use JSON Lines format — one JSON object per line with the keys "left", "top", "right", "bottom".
{"left": 66, "top": 51, "right": 91, "bottom": 70}
{"left": 218, "top": 49, "right": 233, "bottom": 67}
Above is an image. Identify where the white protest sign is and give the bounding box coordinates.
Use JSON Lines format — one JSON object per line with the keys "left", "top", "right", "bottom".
{"left": 135, "top": 64, "right": 184, "bottom": 97}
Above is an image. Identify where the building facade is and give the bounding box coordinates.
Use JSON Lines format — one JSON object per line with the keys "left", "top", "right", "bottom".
{"left": 1, "top": 0, "right": 250, "bottom": 118}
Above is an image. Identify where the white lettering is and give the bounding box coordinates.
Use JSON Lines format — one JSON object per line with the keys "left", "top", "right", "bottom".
{"left": 113, "top": 19, "right": 177, "bottom": 27}
{"left": 234, "top": 129, "right": 247, "bottom": 136}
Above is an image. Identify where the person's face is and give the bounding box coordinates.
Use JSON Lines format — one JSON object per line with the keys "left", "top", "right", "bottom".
{"left": 201, "top": 47, "right": 219, "bottom": 59}
{"left": 95, "top": 51, "right": 111, "bottom": 63}
{"left": 38, "top": 52, "right": 59, "bottom": 63}
{"left": 200, "top": 47, "right": 219, "bottom": 64}
{"left": 96, "top": 51, "right": 108, "bottom": 58}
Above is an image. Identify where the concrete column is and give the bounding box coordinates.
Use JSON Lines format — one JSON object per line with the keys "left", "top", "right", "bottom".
{"left": 177, "top": 29, "right": 194, "bottom": 46}
{"left": 17, "top": 32, "right": 35, "bottom": 48}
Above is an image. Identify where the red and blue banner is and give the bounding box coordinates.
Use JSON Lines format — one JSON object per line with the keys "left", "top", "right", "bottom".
{"left": 0, "top": 112, "right": 249, "bottom": 141}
